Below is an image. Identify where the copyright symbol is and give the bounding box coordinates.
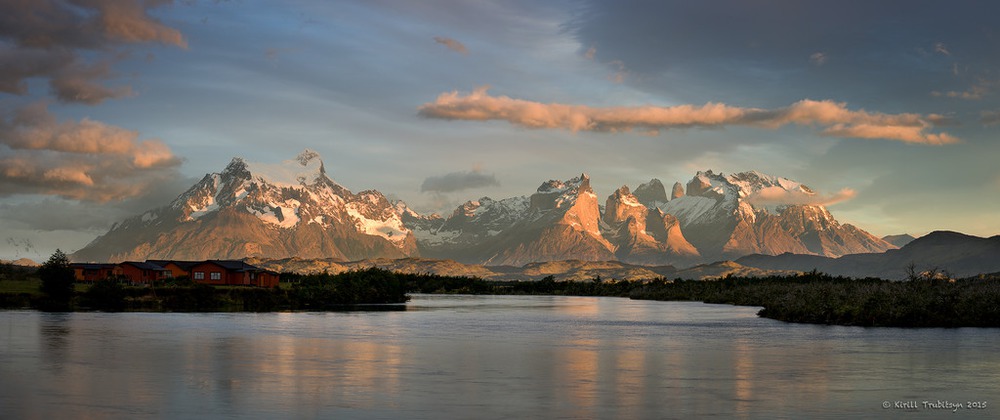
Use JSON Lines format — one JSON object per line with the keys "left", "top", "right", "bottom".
{"left": 883, "top": 401, "right": 892, "bottom": 409}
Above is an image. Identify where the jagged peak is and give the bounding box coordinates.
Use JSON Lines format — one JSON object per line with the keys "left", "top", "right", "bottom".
{"left": 295, "top": 149, "right": 321, "bottom": 166}
{"left": 242, "top": 150, "right": 331, "bottom": 188}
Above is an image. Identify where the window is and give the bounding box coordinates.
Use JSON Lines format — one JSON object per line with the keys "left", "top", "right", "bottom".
{"left": 210, "top": 272, "right": 222, "bottom": 280}
{"left": 193, "top": 271, "right": 204, "bottom": 280}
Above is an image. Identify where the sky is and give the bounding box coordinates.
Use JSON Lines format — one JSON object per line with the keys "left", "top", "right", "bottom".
{"left": 2, "top": 0, "right": 1000, "bottom": 261}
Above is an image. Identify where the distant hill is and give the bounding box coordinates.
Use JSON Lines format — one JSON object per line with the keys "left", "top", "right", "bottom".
{"left": 249, "top": 257, "right": 798, "bottom": 281}
{"left": 737, "top": 231, "right": 1000, "bottom": 279}
{"left": 882, "top": 234, "right": 916, "bottom": 248}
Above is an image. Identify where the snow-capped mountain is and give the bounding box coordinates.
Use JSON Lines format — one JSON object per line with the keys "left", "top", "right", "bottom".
{"left": 72, "top": 150, "right": 417, "bottom": 262}
{"left": 659, "top": 170, "right": 893, "bottom": 260}
{"left": 409, "top": 170, "right": 892, "bottom": 266}
{"left": 73, "top": 152, "right": 893, "bottom": 267}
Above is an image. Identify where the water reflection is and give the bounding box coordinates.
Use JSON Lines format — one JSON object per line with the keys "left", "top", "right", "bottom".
{"left": 1, "top": 297, "right": 998, "bottom": 419}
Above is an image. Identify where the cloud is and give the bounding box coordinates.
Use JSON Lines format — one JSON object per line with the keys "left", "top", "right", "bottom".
{"left": 607, "top": 60, "right": 628, "bottom": 83}
{"left": 584, "top": 46, "right": 596, "bottom": 60}
{"left": 933, "top": 42, "right": 950, "bottom": 56}
{"left": 0, "top": 0, "right": 185, "bottom": 104}
{"left": 981, "top": 110, "right": 1000, "bottom": 126}
{"left": 747, "top": 186, "right": 857, "bottom": 207}
{"left": 0, "top": 103, "right": 183, "bottom": 202}
{"left": 433, "top": 36, "right": 468, "bottom": 54}
{"left": 419, "top": 86, "right": 958, "bottom": 145}
{"left": 809, "top": 52, "right": 827, "bottom": 66}
{"left": 931, "top": 79, "right": 994, "bottom": 100}
{"left": 421, "top": 169, "right": 500, "bottom": 193}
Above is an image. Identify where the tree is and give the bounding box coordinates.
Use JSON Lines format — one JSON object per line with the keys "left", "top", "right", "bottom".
{"left": 39, "top": 249, "right": 75, "bottom": 308}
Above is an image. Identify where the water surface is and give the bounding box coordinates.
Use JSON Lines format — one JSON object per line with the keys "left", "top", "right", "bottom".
{"left": 2, "top": 295, "right": 996, "bottom": 418}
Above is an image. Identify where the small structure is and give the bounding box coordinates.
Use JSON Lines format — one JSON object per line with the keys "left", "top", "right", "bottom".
{"left": 113, "top": 261, "right": 172, "bottom": 285}
{"left": 70, "top": 259, "right": 280, "bottom": 287}
{"left": 188, "top": 260, "right": 280, "bottom": 288}
{"left": 146, "top": 260, "right": 200, "bottom": 279}
{"left": 71, "top": 263, "right": 116, "bottom": 282}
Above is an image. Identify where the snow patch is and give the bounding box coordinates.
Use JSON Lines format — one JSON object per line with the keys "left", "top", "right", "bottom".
{"left": 347, "top": 206, "right": 409, "bottom": 246}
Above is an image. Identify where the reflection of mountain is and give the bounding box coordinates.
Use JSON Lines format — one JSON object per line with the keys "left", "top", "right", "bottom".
{"left": 736, "top": 231, "right": 1000, "bottom": 279}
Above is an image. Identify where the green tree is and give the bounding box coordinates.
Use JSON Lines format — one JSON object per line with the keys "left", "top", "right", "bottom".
{"left": 38, "top": 249, "right": 75, "bottom": 309}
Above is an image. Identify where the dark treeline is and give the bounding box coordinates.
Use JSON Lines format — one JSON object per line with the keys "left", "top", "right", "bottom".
{"left": 401, "top": 270, "right": 1000, "bottom": 327}
{"left": 1, "top": 267, "right": 411, "bottom": 312}
{"left": 630, "top": 272, "right": 1000, "bottom": 328}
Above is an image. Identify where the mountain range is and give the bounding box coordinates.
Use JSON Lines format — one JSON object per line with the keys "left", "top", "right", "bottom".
{"left": 73, "top": 150, "right": 900, "bottom": 268}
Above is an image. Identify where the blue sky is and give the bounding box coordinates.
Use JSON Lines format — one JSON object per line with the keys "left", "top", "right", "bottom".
{"left": 2, "top": 0, "right": 999, "bottom": 261}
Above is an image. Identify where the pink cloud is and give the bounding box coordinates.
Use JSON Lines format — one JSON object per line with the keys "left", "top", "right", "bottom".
{"left": 433, "top": 36, "right": 468, "bottom": 55}
{"left": 418, "top": 87, "right": 958, "bottom": 144}
{"left": 0, "top": 103, "right": 182, "bottom": 201}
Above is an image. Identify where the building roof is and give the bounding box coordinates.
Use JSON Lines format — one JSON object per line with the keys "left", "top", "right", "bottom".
{"left": 70, "top": 263, "right": 117, "bottom": 269}
{"left": 146, "top": 260, "right": 201, "bottom": 271}
{"left": 119, "top": 261, "right": 170, "bottom": 271}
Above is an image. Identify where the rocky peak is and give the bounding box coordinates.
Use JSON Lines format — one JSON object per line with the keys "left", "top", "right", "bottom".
{"left": 686, "top": 170, "right": 716, "bottom": 197}
{"left": 671, "top": 182, "right": 685, "bottom": 200}
{"left": 603, "top": 185, "right": 646, "bottom": 226}
{"left": 633, "top": 178, "right": 668, "bottom": 206}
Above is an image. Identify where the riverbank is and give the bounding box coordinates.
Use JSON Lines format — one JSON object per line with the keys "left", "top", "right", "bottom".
{"left": 0, "top": 268, "right": 409, "bottom": 311}
{"left": 5, "top": 265, "right": 1000, "bottom": 327}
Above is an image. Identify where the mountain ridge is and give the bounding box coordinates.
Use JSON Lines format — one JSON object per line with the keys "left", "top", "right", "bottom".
{"left": 74, "top": 150, "right": 897, "bottom": 268}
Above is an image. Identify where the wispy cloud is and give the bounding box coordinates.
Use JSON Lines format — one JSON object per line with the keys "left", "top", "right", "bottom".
{"left": 809, "top": 52, "right": 827, "bottom": 66}
{"left": 747, "top": 186, "right": 856, "bottom": 207}
{"left": 433, "top": 36, "right": 468, "bottom": 55}
{"left": 981, "top": 110, "right": 1000, "bottom": 126}
{"left": 0, "top": 103, "right": 182, "bottom": 201}
{"left": 419, "top": 87, "right": 958, "bottom": 145}
{"left": 421, "top": 168, "right": 500, "bottom": 193}
{"left": 932, "top": 79, "right": 994, "bottom": 100}
{"left": 933, "top": 42, "right": 950, "bottom": 56}
{"left": 0, "top": 0, "right": 185, "bottom": 104}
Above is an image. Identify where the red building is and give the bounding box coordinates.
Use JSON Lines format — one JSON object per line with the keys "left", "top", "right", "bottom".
{"left": 71, "top": 263, "right": 116, "bottom": 282}
{"left": 188, "top": 260, "right": 280, "bottom": 287}
{"left": 146, "top": 260, "right": 200, "bottom": 279}
{"left": 113, "top": 262, "right": 172, "bottom": 285}
{"left": 71, "top": 259, "right": 280, "bottom": 287}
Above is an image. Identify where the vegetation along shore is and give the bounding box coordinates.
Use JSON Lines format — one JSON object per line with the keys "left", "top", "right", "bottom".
{"left": 3, "top": 252, "right": 1000, "bottom": 328}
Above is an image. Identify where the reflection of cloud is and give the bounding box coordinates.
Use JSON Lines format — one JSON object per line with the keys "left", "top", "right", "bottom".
{"left": 809, "top": 52, "right": 827, "bottom": 66}
{"left": 421, "top": 169, "right": 500, "bottom": 193}
{"left": 0, "top": 103, "right": 183, "bottom": 202}
{"left": 419, "top": 86, "right": 958, "bottom": 144}
{"left": 433, "top": 36, "right": 468, "bottom": 54}
{"left": 747, "top": 186, "right": 856, "bottom": 207}
{"left": 0, "top": 0, "right": 185, "bottom": 104}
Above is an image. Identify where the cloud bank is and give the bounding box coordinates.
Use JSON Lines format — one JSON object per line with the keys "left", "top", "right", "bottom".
{"left": 0, "top": 103, "right": 182, "bottom": 202}
{"left": 419, "top": 87, "right": 958, "bottom": 145}
{"left": 421, "top": 169, "right": 500, "bottom": 193}
{"left": 0, "top": 0, "right": 185, "bottom": 104}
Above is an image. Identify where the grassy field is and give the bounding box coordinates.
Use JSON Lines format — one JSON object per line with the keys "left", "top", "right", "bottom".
{"left": 0, "top": 278, "right": 91, "bottom": 296}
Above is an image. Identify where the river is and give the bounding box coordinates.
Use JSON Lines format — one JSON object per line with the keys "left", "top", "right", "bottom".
{"left": 1, "top": 295, "right": 996, "bottom": 418}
